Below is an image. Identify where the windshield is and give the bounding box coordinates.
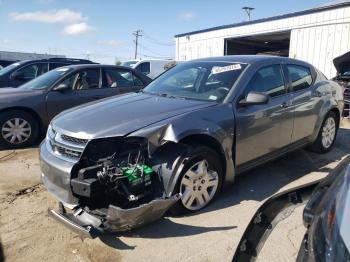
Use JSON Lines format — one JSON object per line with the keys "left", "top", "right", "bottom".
{"left": 143, "top": 61, "right": 247, "bottom": 102}
{"left": 0, "top": 62, "right": 23, "bottom": 76}
{"left": 19, "top": 67, "right": 72, "bottom": 90}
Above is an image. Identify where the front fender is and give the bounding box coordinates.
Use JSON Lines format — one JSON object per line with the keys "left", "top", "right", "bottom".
{"left": 128, "top": 105, "right": 236, "bottom": 189}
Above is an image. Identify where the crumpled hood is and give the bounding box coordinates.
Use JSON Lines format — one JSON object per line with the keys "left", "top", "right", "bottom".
{"left": 52, "top": 93, "right": 215, "bottom": 139}
{"left": 334, "top": 51, "right": 350, "bottom": 74}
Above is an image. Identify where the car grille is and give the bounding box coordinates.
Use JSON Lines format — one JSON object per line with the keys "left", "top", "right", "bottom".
{"left": 342, "top": 84, "right": 350, "bottom": 116}
{"left": 47, "top": 129, "right": 88, "bottom": 162}
{"left": 344, "top": 87, "right": 350, "bottom": 101}
{"left": 60, "top": 134, "right": 88, "bottom": 145}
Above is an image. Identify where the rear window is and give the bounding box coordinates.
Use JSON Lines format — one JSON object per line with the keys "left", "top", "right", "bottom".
{"left": 287, "top": 65, "right": 313, "bottom": 91}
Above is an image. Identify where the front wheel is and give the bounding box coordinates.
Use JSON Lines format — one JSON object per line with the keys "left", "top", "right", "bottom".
{"left": 0, "top": 110, "right": 39, "bottom": 149}
{"left": 308, "top": 111, "right": 338, "bottom": 153}
{"left": 170, "top": 146, "right": 223, "bottom": 215}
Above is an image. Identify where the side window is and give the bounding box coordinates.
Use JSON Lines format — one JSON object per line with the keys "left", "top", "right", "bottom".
{"left": 16, "top": 63, "right": 48, "bottom": 78}
{"left": 60, "top": 69, "right": 100, "bottom": 90}
{"left": 104, "top": 68, "right": 134, "bottom": 87}
{"left": 132, "top": 73, "right": 145, "bottom": 86}
{"left": 287, "top": 65, "right": 313, "bottom": 91}
{"left": 50, "top": 63, "right": 68, "bottom": 70}
{"left": 245, "top": 65, "right": 286, "bottom": 98}
{"left": 136, "top": 62, "right": 150, "bottom": 75}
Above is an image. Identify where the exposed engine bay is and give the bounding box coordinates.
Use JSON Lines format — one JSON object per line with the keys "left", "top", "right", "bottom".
{"left": 71, "top": 150, "right": 164, "bottom": 209}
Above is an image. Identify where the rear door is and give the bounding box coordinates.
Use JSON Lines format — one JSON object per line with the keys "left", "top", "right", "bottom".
{"left": 103, "top": 67, "right": 145, "bottom": 94}
{"left": 235, "top": 64, "right": 294, "bottom": 166}
{"left": 285, "top": 64, "right": 318, "bottom": 142}
{"left": 46, "top": 67, "right": 115, "bottom": 120}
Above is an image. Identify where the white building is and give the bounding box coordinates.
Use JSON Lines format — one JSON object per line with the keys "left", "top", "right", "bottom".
{"left": 175, "top": 2, "right": 350, "bottom": 78}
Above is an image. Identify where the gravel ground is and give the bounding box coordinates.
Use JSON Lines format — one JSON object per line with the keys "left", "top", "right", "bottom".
{"left": 0, "top": 118, "right": 349, "bottom": 262}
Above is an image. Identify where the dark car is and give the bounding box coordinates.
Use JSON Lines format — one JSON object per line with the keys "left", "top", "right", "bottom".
{"left": 0, "top": 64, "right": 151, "bottom": 148}
{"left": 297, "top": 161, "right": 350, "bottom": 261}
{"left": 333, "top": 51, "right": 350, "bottom": 117}
{"left": 0, "top": 57, "right": 96, "bottom": 88}
{"left": 232, "top": 157, "right": 350, "bottom": 262}
{"left": 40, "top": 55, "right": 343, "bottom": 237}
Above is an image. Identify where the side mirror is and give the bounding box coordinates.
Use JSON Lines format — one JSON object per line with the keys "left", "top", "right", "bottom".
{"left": 54, "top": 83, "right": 69, "bottom": 91}
{"left": 11, "top": 71, "right": 26, "bottom": 80}
{"left": 239, "top": 91, "right": 269, "bottom": 106}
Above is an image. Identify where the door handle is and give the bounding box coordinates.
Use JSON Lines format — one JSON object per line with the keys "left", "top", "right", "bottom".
{"left": 280, "top": 102, "right": 290, "bottom": 108}
{"left": 92, "top": 96, "right": 102, "bottom": 99}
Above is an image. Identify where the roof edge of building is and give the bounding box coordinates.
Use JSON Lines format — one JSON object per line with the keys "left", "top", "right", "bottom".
{"left": 174, "top": 2, "right": 350, "bottom": 38}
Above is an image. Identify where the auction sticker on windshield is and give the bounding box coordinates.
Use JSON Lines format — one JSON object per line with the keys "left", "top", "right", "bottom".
{"left": 211, "top": 64, "right": 242, "bottom": 74}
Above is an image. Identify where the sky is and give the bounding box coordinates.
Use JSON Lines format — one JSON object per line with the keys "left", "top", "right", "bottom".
{"left": 0, "top": 0, "right": 347, "bottom": 64}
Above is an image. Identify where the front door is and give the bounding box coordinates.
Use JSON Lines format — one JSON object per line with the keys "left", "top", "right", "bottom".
{"left": 46, "top": 67, "right": 120, "bottom": 121}
{"left": 235, "top": 64, "right": 294, "bottom": 166}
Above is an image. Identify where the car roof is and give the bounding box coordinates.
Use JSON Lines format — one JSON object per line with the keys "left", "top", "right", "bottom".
{"left": 61, "top": 64, "right": 137, "bottom": 70}
{"left": 190, "top": 55, "right": 312, "bottom": 66}
{"left": 14, "top": 58, "right": 94, "bottom": 64}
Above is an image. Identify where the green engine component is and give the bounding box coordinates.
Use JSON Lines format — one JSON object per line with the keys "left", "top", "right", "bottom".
{"left": 122, "top": 164, "right": 153, "bottom": 185}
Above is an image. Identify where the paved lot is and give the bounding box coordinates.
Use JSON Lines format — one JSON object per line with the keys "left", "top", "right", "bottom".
{"left": 0, "top": 119, "right": 349, "bottom": 262}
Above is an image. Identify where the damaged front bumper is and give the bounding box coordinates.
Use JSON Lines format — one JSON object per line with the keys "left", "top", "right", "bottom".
{"left": 40, "top": 134, "right": 182, "bottom": 237}
{"left": 48, "top": 194, "right": 180, "bottom": 239}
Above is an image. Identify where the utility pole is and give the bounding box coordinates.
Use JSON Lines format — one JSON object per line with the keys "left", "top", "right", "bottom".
{"left": 133, "top": 29, "right": 142, "bottom": 59}
{"left": 242, "top": 7, "right": 254, "bottom": 21}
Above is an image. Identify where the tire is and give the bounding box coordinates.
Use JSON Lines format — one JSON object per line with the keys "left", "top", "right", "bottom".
{"left": 308, "top": 111, "right": 338, "bottom": 153}
{"left": 170, "top": 145, "right": 223, "bottom": 215}
{"left": 0, "top": 110, "right": 39, "bottom": 149}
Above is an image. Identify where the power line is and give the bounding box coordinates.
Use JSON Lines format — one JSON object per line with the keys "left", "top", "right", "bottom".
{"left": 133, "top": 29, "right": 142, "bottom": 59}
{"left": 138, "top": 52, "right": 173, "bottom": 59}
{"left": 142, "top": 33, "right": 175, "bottom": 46}
{"left": 138, "top": 43, "right": 172, "bottom": 58}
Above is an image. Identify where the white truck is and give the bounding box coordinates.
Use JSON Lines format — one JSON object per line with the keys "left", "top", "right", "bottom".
{"left": 122, "top": 59, "right": 174, "bottom": 79}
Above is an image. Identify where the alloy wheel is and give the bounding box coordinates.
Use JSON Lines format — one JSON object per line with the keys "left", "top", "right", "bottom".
{"left": 180, "top": 160, "right": 219, "bottom": 210}
{"left": 321, "top": 117, "right": 336, "bottom": 149}
{"left": 1, "top": 118, "right": 32, "bottom": 144}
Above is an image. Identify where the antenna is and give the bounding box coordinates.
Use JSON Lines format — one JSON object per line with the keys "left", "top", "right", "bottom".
{"left": 242, "top": 7, "right": 255, "bottom": 21}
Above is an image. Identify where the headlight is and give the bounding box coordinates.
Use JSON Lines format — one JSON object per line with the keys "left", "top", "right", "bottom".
{"left": 312, "top": 166, "right": 350, "bottom": 261}
{"left": 47, "top": 125, "right": 56, "bottom": 140}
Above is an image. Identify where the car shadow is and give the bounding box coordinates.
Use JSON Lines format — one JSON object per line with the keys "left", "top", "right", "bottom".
{"left": 98, "top": 127, "right": 350, "bottom": 249}
{"left": 99, "top": 219, "right": 236, "bottom": 250}
{"left": 194, "top": 127, "right": 350, "bottom": 215}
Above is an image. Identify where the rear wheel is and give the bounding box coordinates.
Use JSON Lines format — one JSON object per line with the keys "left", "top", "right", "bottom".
{"left": 0, "top": 110, "right": 39, "bottom": 149}
{"left": 170, "top": 145, "right": 223, "bottom": 215}
{"left": 308, "top": 111, "right": 338, "bottom": 153}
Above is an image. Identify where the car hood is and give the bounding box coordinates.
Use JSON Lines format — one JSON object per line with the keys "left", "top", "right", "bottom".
{"left": 52, "top": 93, "right": 216, "bottom": 139}
{"left": 333, "top": 51, "right": 350, "bottom": 74}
